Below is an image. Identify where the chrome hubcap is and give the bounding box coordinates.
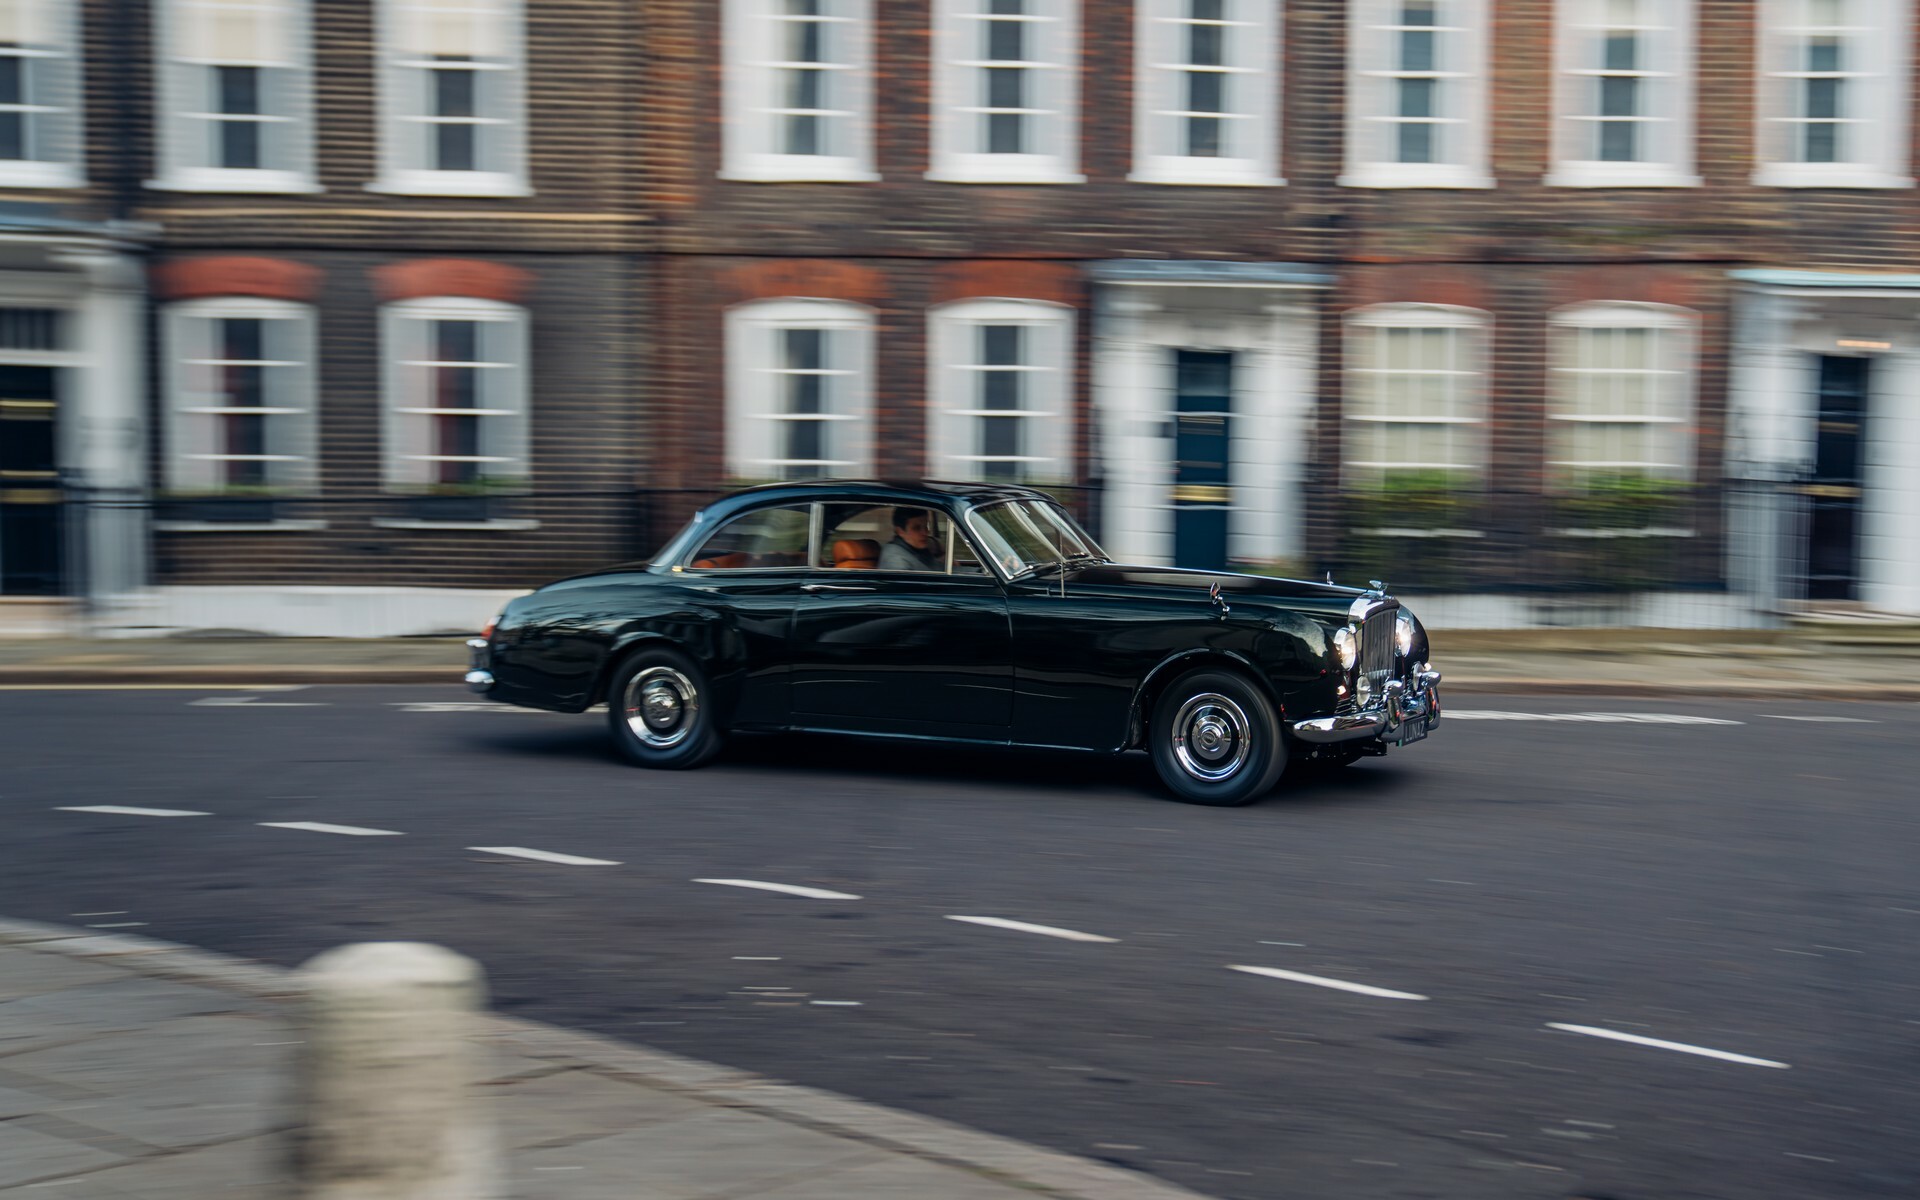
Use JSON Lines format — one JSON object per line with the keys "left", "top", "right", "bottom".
{"left": 1171, "top": 692, "right": 1251, "bottom": 782}
{"left": 624, "top": 666, "right": 699, "bottom": 748}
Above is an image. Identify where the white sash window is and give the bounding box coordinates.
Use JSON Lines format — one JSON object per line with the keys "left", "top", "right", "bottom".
{"left": 381, "top": 297, "right": 531, "bottom": 491}
{"left": 1756, "top": 0, "right": 1913, "bottom": 187}
{"left": 723, "top": 0, "right": 876, "bottom": 182}
{"left": 166, "top": 298, "right": 318, "bottom": 494}
{"left": 1548, "top": 0, "right": 1698, "bottom": 187}
{"left": 154, "top": 0, "right": 315, "bottom": 193}
{"left": 726, "top": 299, "right": 874, "bottom": 481}
{"left": 929, "top": 299, "right": 1073, "bottom": 484}
{"left": 373, "top": 0, "right": 528, "bottom": 196}
{"left": 1548, "top": 303, "right": 1697, "bottom": 486}
{"left": 0, "top": 0, "right": 83, "bottom": 187}
{"left": 929, "top": 0, "right": 1082, "bottom": 183}
{"left": 1341, "top": 0, "right": 1491, "bottom": 189}
{"left": 1343, "top": 304, "right": 1489, "bottom": 486}
{"left": 1131, "top": 0, "right": 1281, "bottom": 185}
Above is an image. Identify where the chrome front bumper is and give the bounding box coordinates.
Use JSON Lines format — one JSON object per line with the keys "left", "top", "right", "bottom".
{"left": 1292, "top": 670, "right": 1442, "bottom": 746}
{"left": 465, "top": 637, "right": 494, "bottom": 694}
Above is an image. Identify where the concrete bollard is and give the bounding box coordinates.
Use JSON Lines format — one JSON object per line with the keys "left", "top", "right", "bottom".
{"left": 284, "top": 942, "right": 500, "bottom": 1200}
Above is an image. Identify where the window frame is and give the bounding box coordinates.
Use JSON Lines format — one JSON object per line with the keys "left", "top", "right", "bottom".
{"left": 379, "top": 294, "right": 532, "bottom": 494}
{"left": 1754, "top": 0, "right": 1914, "bottom": 188}
{"left": 0, "top": 0, "right": 85, "bottom": 188}
{"left": 1340, "top": 0, "right": 1493, "bottom": 189}
{"left": 150, "top": 0, "right": 318, "bottom": 194}
{"left": 369, "top": 0, "right": 531, "bottom": 198}
{"left": 1546, "top": 0, "right": 1700, "bottom": 188}
{"left": 1341, "top": 302, "right": 1491, "bottom": 488}
{"left": 1546, "top": 301, "right": 1699, "bottom": 489}
{"left": 721, "top": 0, "right": 878, "bottom": 182}
{"left": 684, "top": 501, "right": 822, "bottom": 572}
{"left": 725, "top": 298, "right": 876, "bottom": 483}
{"left": 927, "top": 0, "right": 1085, "bottom": 184}
{"left": 163, "top": 295, "right": 319, "bottom": 496}
{"left": 927, "top": 297, "right": 1076, "bottom": 485}
{"left": 1130, "top": 0, "right": 1283, "bottom": 186}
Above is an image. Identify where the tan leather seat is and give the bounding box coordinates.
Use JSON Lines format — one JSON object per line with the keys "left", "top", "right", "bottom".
{"left": 693, "top": 552, "right": 752, "bottom": 570}
{"left": 832, "top": 538, "right": 880, "bottom": 569}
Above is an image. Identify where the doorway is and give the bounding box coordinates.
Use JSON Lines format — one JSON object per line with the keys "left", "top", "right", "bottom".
{"left": 0, "top": 364, "right": 61, "bottom": 595}
{"left": 1172, "top": 350, "right": 1232, "bottom": 571}
{"left": 1805, "top": 355, "right": 1869, "bottom": 602}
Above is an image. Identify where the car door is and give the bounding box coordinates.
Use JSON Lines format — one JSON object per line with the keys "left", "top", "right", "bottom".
{"left": 788, "top": 503, "right": 1014, "bottom": 737}
{"left": 676, "top": 502, "right": 818, "bottom": 728}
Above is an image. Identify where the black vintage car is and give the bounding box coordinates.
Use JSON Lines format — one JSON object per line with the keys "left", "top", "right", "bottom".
{"left": 467, "top": 481, "right": 1440, "bottom": 806}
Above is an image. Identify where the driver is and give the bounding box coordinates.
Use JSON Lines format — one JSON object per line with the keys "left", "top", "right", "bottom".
{"left": 878, "top": 507, "right": 942, "bottom": 572}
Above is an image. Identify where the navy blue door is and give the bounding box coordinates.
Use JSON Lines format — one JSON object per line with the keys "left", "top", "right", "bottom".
{"left": 1172, "top": 350, "right": 1231, "bottom": 571}
{"left": 0, "top": 366, "right": 61, "bottom": 596}
{"left": 1806, "top": 356, "right": 1868, "bottom": 601}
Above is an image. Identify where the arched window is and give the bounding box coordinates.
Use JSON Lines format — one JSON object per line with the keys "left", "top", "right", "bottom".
{"left": 726, "top": 298, "right": 874, "bottom": 481}
{"left": 1547, "top": 302, "right": 1698, "bottom": 488}
{"left": 153, "top": 0, "right": 315, "bottom": 193}
{"left": 164, "top": 296, "right": 318, "bottom": 494}
{"left": 928, "top": 298, "right": 1073, "bottom": 484}
{"left": 1343, "top": 303, "right": 1489, "bottom": 488}
{"left": 381, "top": 296, "right": 530, "bottom": 491}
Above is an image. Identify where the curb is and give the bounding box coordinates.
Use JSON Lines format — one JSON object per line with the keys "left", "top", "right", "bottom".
{"left": 0, "top": 918, "right": 1212, "bottom": 1200}
{"left": 4, "top": 666, "right": 1919, "bottom": 701}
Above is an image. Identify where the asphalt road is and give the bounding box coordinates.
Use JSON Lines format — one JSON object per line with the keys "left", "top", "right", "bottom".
{"left": 2, "top": 685, "right": 1916, "bottom": 1200}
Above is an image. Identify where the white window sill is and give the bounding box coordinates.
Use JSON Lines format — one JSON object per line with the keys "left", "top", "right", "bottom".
{"left": 154, "top": 519, "right": 330, "bottom": 533}
{"left": 1544, "top": 166, "right": 1702, "bottom": 189}
{"left": 366, "top": 173, "right": 534, "bottom": 198}
{"left": 1354, "top": 527, "right": 1487, "bottom": 539}
{"left": 721, "top": 159, "right": 882, "bottom": 183}
{"left": 147, "top": 171, "right": 323, "bottom": 194}
{"left": 1548, "top": 526, "right": 1695, "bottom": 539}
{"left": 925, "top": 162, "right": 1086, "bottom": 185}
{"left": 369, "top": 517, "right": 541, "bottom": 531}
{"left": 1337, "top": 165, "right": 1496, "bottom": 190}
{"left": 1751, "top": 165, "right": 1915, "bottom": 189}
{"left": 1128, "top": 165, "right": 1285, "bottom": 187}
{"left": 0, "top": 162, "right": 85, "bottom": 189}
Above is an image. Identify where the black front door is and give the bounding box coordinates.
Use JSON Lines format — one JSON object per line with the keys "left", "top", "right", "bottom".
{"left": 1806, "top": 356, "right": 1869, "bottom": 601}
{"left": 1172, "top": 350, "right": 1231, "bottom": 571}
{"left": 0, "top": 365, "right": 61, "bottom": 595}
{"left": 790, "top": 574, "right": 1014, "bottom": 736}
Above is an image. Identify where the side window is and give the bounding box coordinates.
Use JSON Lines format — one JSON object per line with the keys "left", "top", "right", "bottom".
{"left": 690, "top": 504, "right": 812, "bottom": 570}
{"left": 818, "top": 504, "right": 989, "bottom": 575}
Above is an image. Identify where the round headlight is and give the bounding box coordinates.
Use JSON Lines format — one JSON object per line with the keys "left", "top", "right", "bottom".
{"left": 1396, "top": 610, "right": 1415, "bottom": 657}
{"left": 1332, "top": 626, "right": 1358, "bottom": 671}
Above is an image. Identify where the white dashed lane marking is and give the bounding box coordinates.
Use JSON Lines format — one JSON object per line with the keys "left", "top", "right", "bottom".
{"left": 1445, "top": 711, "right": 1744, "bottom": 725}
{"left": 469, "top": 846, "right": 621, "bottom": 866}
{"left": 694, "top": 879, "right": 863, "bottom": 900}
{"left": 259, "top": 821, "right": 405, "bottom": 837}
{"left": 945, "top": 916, "right": 1119, "bottom": 943}
{"left": 190, "top": 695, "right": 329, "bottom": 708}
{"left": 1228, "top": 965, "right": 1429, "bottom": 1001}
{"left": 1758, "top": 714, "right": 1879, "bottom": 724}
{"left": 1546, "top": 1023, "right": 1790, "bottom": 1068}
{"left": 59, "top": 805, "right": 211, "bottom": 817}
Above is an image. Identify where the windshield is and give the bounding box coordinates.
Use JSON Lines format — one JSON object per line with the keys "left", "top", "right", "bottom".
{"left": 965, "top": 499, "right": 1107, "bottom": 579}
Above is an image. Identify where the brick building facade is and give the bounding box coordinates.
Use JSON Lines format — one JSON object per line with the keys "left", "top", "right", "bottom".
{"left": 2, "top": 1, "right": 1918, "bottom": 631}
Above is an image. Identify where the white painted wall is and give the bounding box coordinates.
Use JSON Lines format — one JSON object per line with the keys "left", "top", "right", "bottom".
{"left": 93, "top": 586, "right": 530, "bottom": 639}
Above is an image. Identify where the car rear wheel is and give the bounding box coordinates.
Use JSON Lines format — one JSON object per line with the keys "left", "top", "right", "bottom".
{"left": 1148, "top": 668, "right": 1286, "bottom": 806}
{"left": 607, "top": 647, "right": 724, "bottom": 769}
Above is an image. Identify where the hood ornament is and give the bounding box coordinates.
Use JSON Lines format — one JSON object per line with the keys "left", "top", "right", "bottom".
{"left": 1208, "top": 580, "right": 1231, "bottom": 618}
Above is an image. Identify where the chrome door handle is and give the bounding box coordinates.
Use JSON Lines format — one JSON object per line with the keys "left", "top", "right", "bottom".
{"left": 801, "top": 583, "right": 876, "bottom": 593}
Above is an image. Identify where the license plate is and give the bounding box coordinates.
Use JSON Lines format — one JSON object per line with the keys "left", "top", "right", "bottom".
{"left": 1398, "top": 715, "right": 1428, "bottom": 746}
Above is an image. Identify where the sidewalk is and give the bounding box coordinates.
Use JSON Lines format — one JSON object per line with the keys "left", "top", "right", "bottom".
{"left": 3, "top": 634, "right": 1920, "bottom": 697}
{"left": 0, "top": 920, "right": 1206, "bottom": 1200}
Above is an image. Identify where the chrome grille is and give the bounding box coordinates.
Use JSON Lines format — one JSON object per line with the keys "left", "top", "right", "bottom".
{"left": 1359, "top": 606, "right": 1396, "bottom": 696}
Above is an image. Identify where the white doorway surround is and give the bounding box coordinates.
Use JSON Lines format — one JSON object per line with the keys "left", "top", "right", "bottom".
{"left": 1089, "top": 261, "right": 1330, "bottom": 571}
{"left": 1727, "top": 270, "right": 1920, "bottom": 617}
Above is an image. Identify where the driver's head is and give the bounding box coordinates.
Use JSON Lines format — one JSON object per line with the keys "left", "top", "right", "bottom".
{"left": 892, "top": 508, "right": 933, "bottom": 549}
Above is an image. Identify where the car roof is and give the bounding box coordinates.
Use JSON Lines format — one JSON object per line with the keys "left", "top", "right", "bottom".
{"left": 718, "top": 479, "right": 1055, "bottom": 509}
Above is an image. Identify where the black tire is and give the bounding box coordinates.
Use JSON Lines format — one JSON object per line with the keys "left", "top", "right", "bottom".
{"left": 605, "top": 646, "right": 725, "bottom": 769}
{"left": 1147, "top": 668, "right": 1286, "bottom": 806}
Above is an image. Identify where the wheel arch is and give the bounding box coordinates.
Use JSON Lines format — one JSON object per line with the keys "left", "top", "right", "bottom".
{"left": 1126, "top": 648, "right": 1284, "bottom": 751}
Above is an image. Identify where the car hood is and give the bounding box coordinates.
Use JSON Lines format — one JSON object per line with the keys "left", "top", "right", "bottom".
{"left": 1050, "top": 563, "right": 1369, "bottom": 616}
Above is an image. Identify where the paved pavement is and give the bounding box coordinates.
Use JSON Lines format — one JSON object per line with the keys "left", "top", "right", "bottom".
{"left": 4, "top": 632, "right": 1919, "bottom": 695}
{"left": 2, "top": 685, "right": 1916, "bottom": 1199}
{"left": 0, "top": 921, "right": 1201, "bottom": 1199}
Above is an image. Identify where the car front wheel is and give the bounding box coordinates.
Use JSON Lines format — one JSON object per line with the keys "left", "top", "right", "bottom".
{"left": 606, "top": 647, "right": 724, "bottom": 769}
{"left": 1148, "top": 668, "right": 1286, "bottom": 806}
